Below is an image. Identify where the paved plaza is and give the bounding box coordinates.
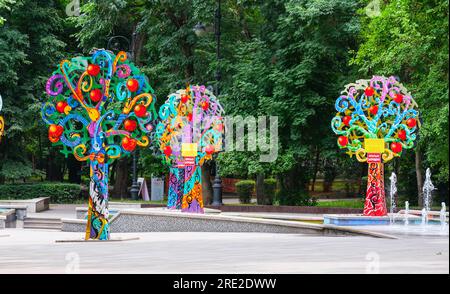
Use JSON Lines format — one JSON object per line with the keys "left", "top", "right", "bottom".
{"left": 0, "top": 229, "right": 448, "bottom": 274}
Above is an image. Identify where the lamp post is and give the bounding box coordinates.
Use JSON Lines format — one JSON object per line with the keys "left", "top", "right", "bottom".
{"left": 212, "top": 0, "right": 223, "bottom": 206}
{"left": 107, "top": 34, "right": 139, "bottom": 201}
{"left": 194, "top": 0, "right": 223, "bottom": 206}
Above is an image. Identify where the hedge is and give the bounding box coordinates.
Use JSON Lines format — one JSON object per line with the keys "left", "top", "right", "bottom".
{"left": 263, "top": 178, "right": 277, "bottom": 205}
{"left": 236, "top": 180, "right": 255, "bottom": 204}
{"left": 0, "top": 183, "right": 82, "bottom": 204}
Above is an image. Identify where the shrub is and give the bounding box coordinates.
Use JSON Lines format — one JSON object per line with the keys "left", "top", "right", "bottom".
{"left": 275, "top": 186, "right": 317, "bottom": 206}
{"left": 236, "top": 180, "right": 255, "bottom": 204}
{"left": 0, "top": 183, "right": 82, "bottom": 204}
{"left": 263, "top": 178, "right": 277, "bottom": 205}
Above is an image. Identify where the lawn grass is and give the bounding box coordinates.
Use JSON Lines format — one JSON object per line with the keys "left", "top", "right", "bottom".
{"left": 316, "top": 199, "right": 364, "bottom": 209}
{"left": 56, "top": 196, "right": 448, "bottom": 211}
{"left": 310, "top": 179, "right": 360, "bottom": 193}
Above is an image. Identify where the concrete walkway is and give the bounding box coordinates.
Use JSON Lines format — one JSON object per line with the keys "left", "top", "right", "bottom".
{"left": 0, "top": 229, "right": 447, "bottom": 274}
{"left": 26, "top": 204, "right": 82, "bottom": 219}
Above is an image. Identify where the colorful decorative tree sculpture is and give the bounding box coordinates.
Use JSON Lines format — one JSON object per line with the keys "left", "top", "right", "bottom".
{"left": 41, "top": 49, "right": 157, "bottom": 240}
{"left": 156, "top": 85, "right": 225, "bottom": 213}
{"left": 0, "top": 94, "right": 4, "bottom": 142}
{"left": 331, "top": 76, "right": 420, "bottom": 216}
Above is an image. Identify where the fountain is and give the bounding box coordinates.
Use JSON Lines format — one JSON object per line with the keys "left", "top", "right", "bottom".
{"left": 421, "top": 208, "right": 428, "bottom": 227}
{"left": 389, "top": 173, "right": 397, "bottom": 224}
{"left": 441, "top": 203, "right": 447, "bottom": 231}
{"left": 423, "top": 168, "right": 435, "bottom": 213}
{"left": 324, "top": 168, "right": 449, "bottom": 236}
{"left": 404, "top": 201, "right": 409, "bottom": 226}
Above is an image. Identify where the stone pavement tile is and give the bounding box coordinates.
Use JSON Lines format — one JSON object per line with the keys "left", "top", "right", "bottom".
{"left": 0, "top": 229, "right": 448, "bottom": 274}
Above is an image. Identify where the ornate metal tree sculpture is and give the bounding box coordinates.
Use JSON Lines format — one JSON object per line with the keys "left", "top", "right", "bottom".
{"left": 42, "top": 49, "right": 157, "bottom": 240}
{"left": 156, "top": 85, "right": 225, "bottom": 213}
{"left": 332, "top": 76, "right": 420, "bottom": 216}
{"left": 156, "top": 92, "right": 186, "bottom": 210}
{"left": 0, "top": 94, "right": 4, "bottom": 142}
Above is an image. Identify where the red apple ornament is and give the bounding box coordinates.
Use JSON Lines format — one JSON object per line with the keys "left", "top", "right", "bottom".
{"left": 338, "top": 136, "right": 349, "bottom": 146}
{"left": 124, "top": 119, "right": 137, "bottom": 132}
{"left": 342, "top": 116, "right": 352, "bottom": 126}
{"left": 391, "top": 142, "right": 403, "bottom": 153}
{"left": 48, "top": 124, "right": 64, "bottom": 143}
{"left": 407, "top": 118, "right": 417, "bottom": 128}
{"left": 122, "top": 137, "right": 137, "bottom": 152}
{"left": 205, "top": 145, "right": 215, "bottom": 155}
{"left": 56, "top": 101, "right": 68, "bottom": 113}
{"left": 134, "top": 105, "right": 147, "bottom": 118}
{"left": 127, "top": 79, "right": 139, "bottom": 92}
{"left": 164, "top": 146, "right": 172, "bottom": 156}
{"left": 181, "top": 94, "right": 189, "bottom": 104}
{"left": 394, "top": 94, "right": 404, "bottom": 104}
{"left": 90, "top": 89, "right": 103, "bottom": 103}
{"left": 365, "top": 87, "right": 375, "bottom": 97}
{"left": 87, "top": 64, "right": 100, "bottom": 76}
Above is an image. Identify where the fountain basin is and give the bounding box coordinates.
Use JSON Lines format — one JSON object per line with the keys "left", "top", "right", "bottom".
{"left": 324, "top": 214, "right": 443, "bottom": 226}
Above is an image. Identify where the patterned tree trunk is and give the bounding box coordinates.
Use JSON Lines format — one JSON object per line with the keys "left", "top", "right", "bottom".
{"left": 85, "top": 151, "right": 110, "bottom": 240}
{"left": 181, "top": 165, "right": 204, "bottom": 213}
{"left": 168, "top": 167, "right": 185, "bottom": 210}
{"left": 363, "top": 162, "right": 388, "bottom": 216}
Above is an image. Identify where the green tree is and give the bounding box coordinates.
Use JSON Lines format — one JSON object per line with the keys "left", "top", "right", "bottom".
{"left": 220, "top": 0, "right": 361, "bottom": 204}
{"left": 0, "top": 0, "right": 68, "bottom": 183}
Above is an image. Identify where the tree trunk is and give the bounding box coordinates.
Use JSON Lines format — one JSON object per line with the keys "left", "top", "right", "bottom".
{"left": 168, "top": 167, "right": 184, "bottom": 209}
{"left": 111, "top": 158, "right": 130, "bottom": 199}
{"left": 182, "top": 165, "right": 204, "bottom": 213}
{"left": 358, "top": 164, "right": 367, "bottom": 195}
{"left": 181, "top": 35, "right": 194, "bottom": 81}
{"left": 109, "top": 161, "right": 116, "bottom": 186}
{"left": 415, "top": 149, "right": 424, "bottom": 207}
{"left": 311, "top": 148, "right": 320, "bottom": 192}
{"left": 67, "top": 155, "right": 82, "bottom": 184}
{"left": 201, "top": 163, "right": 213, "bottom": 205}
{"left": 86, "top": 152, "right": 110, "bottom": 240}
{"left": 281, "top": 164, "right": 303, "bottom": 192}
{"left": 238, "top": 4, "right": 252, "bottom": 40}
{"left": 256, "top": 173, "right": 265, "bottom": 205}
{"left": 364, "top": 162, "right": 387, "bottom": 216}
{"left": 132, "top": 23, "right": 146, "bottom": 66}
{"left": 46, "top": 148, "right": 63, "bottom": 181}
{"left": 322, "top": 159, "right": 337, "bottom": 193}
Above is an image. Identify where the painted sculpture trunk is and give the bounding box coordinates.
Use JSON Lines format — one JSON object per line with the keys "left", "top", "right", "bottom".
{"left": 363, "top": 162, "right": 388, "bottom": 216}
{"left": 168, "top": 167, "right": 185, "bottom": 210}
{"left": 85, "top": 151, "right": 110, "bottom": 240}
{"left": 182, "top": 165, "right": 204, "bottom": 213}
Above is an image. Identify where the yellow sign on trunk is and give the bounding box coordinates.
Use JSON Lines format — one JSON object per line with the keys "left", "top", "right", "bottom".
{"left": 182, "top": 143, "right": 198, "bottom": 157}
{"left": 365, "top": 138, "right": 385, "bottom": 153}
